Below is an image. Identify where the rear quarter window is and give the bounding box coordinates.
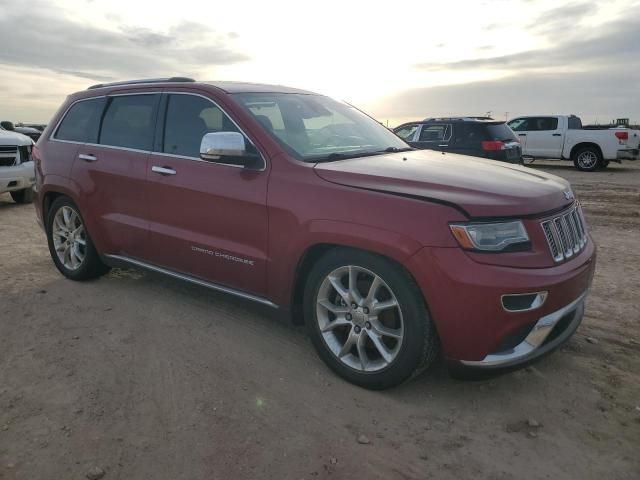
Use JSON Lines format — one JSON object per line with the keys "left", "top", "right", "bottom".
{"left": 485, "top": 123, "right": 518, "bottom": 141}
{"left": 55, "top": 98, "right": 106, "bottom": 143}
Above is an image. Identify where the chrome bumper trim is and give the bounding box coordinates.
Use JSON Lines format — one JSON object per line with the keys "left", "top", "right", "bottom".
{"left": 460, "top": 291, "right": 588, "bottom": 367}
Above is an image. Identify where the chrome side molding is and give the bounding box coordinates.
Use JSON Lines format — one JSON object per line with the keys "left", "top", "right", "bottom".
{"left": 103, "top": 254, "right": 278, "bottom": 309}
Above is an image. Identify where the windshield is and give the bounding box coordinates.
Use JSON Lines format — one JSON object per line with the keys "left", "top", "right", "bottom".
{"left": 232, "top": 93, "right": 410, "bottom": 162}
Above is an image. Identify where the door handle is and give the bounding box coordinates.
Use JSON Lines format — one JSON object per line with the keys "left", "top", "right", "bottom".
{"left": 518, "top": 133, "right": 527, "bottom": 136}
{"left": 78, "top": 154, "right": 97, "bottom": 162}
{"left": 552, "top": 133, "right": 562, "bottom": 136}
{"left": 438, "top": 144, "right": 449, "bottom": 147}
{"left": 152, "top": 166, "right": 177, "bottom": 176}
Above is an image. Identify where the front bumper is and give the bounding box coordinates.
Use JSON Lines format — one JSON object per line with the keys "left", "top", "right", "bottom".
{"left": 404, "top": 238, "right": 596, "bottom": 365}
{"left": 617, "top": 148, "right": 639, "bottom": 161}
{"left": 457, "top": 290, "right": 586, "bottom": 369}
{"left": 0, "top": 161, "right": 35, "bottom": 193}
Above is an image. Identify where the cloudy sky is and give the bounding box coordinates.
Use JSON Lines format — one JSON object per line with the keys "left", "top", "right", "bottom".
{"left": 0, "top": 0, "right": 638, "bottom": 126}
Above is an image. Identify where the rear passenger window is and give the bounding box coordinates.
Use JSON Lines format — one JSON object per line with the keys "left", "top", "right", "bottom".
{"left": 100, "top": 95, "right": 159, "bottom": 150}
{"left": 55, "top": 98, "right": 105, "bottom": 143}
{"left": 162, "top": 94, "right": 241, "bottom": 158}
{"left": 419, "top": 124, "right": 450, "bottom": 142}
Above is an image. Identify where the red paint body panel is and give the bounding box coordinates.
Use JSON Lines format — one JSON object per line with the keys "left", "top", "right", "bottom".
{"left": 405, "top": 239, "right": 596, "bottom": 360}
{"left": 35, "top": 81, "right": 598, "bottom": 364}
{"left": 145, "top": 153, "right": 269, "bottom": 296}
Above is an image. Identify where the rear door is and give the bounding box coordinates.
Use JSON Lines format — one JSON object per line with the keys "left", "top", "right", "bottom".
{"left": 413, "top": 123, "right": 451, "bottom": 151}
{"left": 145, "top": 92, "right": 269, "bottom": 297}
{"left": 72, "top": 92, "right": 160, "bottom": 258}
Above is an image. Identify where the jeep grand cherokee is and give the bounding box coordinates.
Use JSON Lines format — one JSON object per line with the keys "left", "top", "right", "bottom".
{"left": 33, "top": 78, "right": 596, "bottom": 389}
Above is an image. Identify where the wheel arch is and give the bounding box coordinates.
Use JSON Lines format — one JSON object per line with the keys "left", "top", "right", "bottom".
{"left": 289, "top": 242, "right": 427, "bottom": 326}
{"left": 570, "top": 142, "right": 603, "bottom": 161}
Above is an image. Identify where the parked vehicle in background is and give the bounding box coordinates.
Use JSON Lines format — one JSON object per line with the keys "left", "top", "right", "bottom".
{"left": 394, "top": 118, "right": 522, "bottom": 164}
{"left": 0, "top": 125, "right": 35, "bottom": 203}
{"left": 507, "top": 115, "right": 640, "bottom": 171}
{"left": 19, "top": 123, "right": 47, "bottom": 132}
{"left": 0, "top": 121, "right": 42, "bottom": 142}
{"left": 34, "top": 78, "right": 595, "bottom": 389}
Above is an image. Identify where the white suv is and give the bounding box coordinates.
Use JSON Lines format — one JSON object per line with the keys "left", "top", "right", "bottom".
{"left": 0, "top": 126, "right": 35, "bottom": 203}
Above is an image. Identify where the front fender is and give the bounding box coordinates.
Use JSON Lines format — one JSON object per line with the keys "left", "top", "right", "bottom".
{"left": 268, "top": 218, "right": 423, "bottom": 307}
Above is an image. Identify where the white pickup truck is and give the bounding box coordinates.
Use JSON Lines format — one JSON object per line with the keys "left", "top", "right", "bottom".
{"left": 0, "top": 126, "right": 35, "bottom": 203}
{"left": 507, "top": 115, "right": 640, "bottom": 171}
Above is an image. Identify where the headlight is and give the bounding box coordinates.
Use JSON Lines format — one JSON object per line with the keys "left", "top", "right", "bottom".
{"left": 450, "top": 220, "right": 530, "bottom": 252}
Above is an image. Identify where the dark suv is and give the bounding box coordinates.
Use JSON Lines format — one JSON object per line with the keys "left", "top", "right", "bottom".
{"left": 394, "top": 117, "right": 522, "bottom": 164}
{"left": 33, "top": 79, "right": 595, "bottom": 389}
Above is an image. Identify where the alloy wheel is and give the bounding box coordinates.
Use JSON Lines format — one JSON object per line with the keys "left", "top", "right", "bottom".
{"left": 52, "top": 206, "right": 87, "bottom": 271}
{"left": 577, "top": 151, "right": 598, "bottom": 169}
{"left": 316, "top": 265, "right": 404, "bottom": 372}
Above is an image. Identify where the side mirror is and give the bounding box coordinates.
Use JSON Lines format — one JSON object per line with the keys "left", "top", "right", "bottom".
{"left": 1, "top": 121, "right": 15, "bottom": 131}
{"left": 200, "top": 132, "right": 261, "bottom": 169}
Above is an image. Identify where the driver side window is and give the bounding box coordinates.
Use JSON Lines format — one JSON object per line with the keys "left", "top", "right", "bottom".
{"left": 163, "top": 94, "right": 241, "bottom": 158}
{"left": 395, "top": 124, "right": 419, "bottom": 141}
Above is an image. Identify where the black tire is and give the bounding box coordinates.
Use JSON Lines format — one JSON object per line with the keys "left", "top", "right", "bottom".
{"left": 46, "top": 196, "right": 110, "bottom": 281}
{"left": 572, "top": 146, "right": 602, "bottom": 172}
{"left": 10, "top": 187, "right": 34, "bottom": 204}
{"left": 303, "top": 247, "right": 439, "bottom": 390}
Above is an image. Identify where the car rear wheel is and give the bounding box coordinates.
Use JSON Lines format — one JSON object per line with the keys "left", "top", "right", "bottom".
{"left": 304, "top": 248, "right": 439, "bottom": 389}
{"left": 10, "top": 187, "right": 34, "bottom": 204}
{"left": 573, "top": 147, "right": 602, "bottom": 171}
{"left": 46, "top": 196, "right": 110, "bottom": 280}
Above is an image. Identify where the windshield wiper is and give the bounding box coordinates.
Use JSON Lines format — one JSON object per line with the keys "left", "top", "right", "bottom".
{"left": 380, "top": 146, "right": 414, "bottom": 153}
{"left": 311, "top": 147, "right": 414, "bottom": 163}
{"left": 311, "top": 150, "right": 383, "bottom": 163}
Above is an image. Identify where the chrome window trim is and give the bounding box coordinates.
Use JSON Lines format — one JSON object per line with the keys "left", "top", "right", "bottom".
{"left": 50, "top": 90, "right": 267, "bottom": 171}
{"left": 104, "top": 254, "right": 278, "bottom": 308}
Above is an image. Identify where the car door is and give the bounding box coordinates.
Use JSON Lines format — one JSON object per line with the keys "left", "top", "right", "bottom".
{"left": 145, "top": 92, "right": 269, "bottom": 297}
{"left": 508, "top": 117, "right": 563, "bottom": 158}
{"left": 72, "top": 92, "right": 159, "bottom": 258}
{"left": 412, "top": 123, "right": 451, "bottom": 151}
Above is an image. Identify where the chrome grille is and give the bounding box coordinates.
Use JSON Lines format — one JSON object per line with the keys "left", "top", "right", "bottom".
{"left": 0, "top": 146, "right": 18, "bottom": 167}
{"left": 541, "top": 204, "right": 588, "bottom": 263}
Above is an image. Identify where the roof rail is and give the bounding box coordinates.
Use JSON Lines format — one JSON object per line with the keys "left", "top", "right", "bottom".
{"left": 87, "top": 77, "right": 196, "bottom": 90}
{"left": 423, "top": 116, "right": 495, "bottom": 122}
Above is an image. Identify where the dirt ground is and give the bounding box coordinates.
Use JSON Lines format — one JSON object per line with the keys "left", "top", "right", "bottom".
{"left": 1, "top": 160, "right": 639, "bottom": 480}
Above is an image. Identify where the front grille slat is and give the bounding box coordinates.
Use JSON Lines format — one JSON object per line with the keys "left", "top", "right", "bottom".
{"left": 541, "top": 204, "right": 588, "bottom": 263}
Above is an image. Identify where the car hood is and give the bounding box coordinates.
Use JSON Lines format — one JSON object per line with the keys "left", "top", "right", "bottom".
{"left": 0, "top": 128, "right": 33, "bottom": 146}
{"left": 313, "top": 150, "right": 573, "bottom": 218}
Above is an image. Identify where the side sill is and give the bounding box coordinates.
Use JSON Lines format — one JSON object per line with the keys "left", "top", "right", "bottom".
{"left": 102, "top": 254, "right": 279, "bottom": 309}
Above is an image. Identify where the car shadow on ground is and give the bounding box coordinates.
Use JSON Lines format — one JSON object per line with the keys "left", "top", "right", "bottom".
{"left": 105, "top": 266, "right": 545, "bottom": 401}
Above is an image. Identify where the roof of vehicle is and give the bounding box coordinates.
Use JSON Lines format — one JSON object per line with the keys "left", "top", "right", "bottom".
{"left": 422, "top": 117, "right": 502, "bottom": 123}
{"left": 394, "top": 117, "right": 507, "bottom": 129}
{"left": 86, "top": 77, "right": 316, "bottom": 95}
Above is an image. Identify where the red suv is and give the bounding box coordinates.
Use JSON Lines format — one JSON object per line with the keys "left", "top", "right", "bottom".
{"left": 33, "top": 78, "right": 596, "bottom": 389}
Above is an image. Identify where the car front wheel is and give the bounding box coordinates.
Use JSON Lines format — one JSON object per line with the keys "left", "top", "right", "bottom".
{"left": 304, "top": 248, "right": 439, "bottom": 390}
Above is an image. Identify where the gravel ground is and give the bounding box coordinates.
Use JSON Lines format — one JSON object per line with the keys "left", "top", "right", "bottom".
{"left": 1, "top": 160, "right": 639, "bottom": 480}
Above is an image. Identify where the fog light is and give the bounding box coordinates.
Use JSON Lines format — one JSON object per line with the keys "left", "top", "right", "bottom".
{"left": 501, "top": 292, "right": 547, "bottom": 312}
